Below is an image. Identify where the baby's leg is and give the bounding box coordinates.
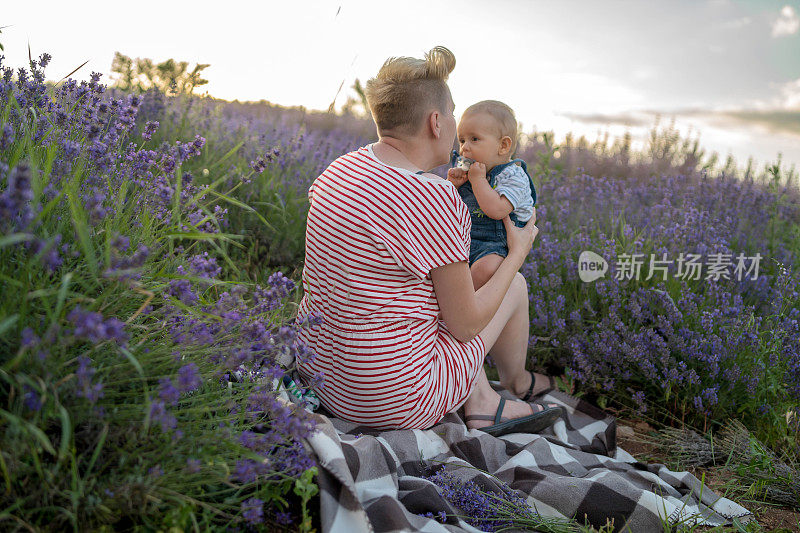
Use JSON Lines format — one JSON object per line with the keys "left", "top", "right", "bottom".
{"left": 470, "top": 254, "right": 505, "bottom": 290}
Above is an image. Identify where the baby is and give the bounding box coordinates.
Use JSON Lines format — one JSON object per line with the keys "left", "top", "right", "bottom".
{"left": 447, "top": 100, "right": 537, "bottom": 290}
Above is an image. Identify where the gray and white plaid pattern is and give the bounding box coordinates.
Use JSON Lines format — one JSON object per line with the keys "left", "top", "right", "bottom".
{"left": 305, "top": 390, "right": 752, "bottom": 532}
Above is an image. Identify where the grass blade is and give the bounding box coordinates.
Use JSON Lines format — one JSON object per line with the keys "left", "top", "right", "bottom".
{"left": 208, "top": 140, "right": 244, "bottom": 171}
{"left": 0, "top": 234, "right": 34, "bottom": 249}
{"left": 0, "top": 315, "right": 19, "bottom": 339}
{"left": 54, "top": 60, "right": 89, "bottom": 88}
{"left": 0, "top": 410, "right": 56, "bottom": 456}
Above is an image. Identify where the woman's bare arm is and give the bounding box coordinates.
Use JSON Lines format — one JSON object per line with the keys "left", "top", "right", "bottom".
{"left": 430, "top": 213, "right": 538, "bottom": 342}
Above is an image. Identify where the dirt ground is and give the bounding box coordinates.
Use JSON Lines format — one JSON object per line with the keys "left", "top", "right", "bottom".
{"left": 616, "top": 419, "right": 799, "bottom": 533}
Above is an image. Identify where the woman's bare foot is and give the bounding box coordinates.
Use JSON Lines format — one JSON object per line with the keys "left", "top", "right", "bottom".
{"left": 464, "top": 389, "right": 559, "bottom": 430}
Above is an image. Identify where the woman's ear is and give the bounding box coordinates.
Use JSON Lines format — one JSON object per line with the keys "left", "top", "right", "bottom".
{"left": 429, "top": 111, "right": 441, "bottom": 139}
{"left": 499, "top": 135, "right": 513, "bottom": 155}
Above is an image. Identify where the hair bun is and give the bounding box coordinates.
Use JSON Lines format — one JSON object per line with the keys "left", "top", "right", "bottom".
{"left": 424, "top": 46, "right": 456, "bottom": 80}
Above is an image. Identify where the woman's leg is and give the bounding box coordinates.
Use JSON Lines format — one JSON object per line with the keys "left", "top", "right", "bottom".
{"left": 462, "top": 272, "right": 555, "bottom": 428}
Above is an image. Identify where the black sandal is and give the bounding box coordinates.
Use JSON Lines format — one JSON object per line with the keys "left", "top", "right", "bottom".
{"left": 465, "top": 397, "right": 564, "bottom": 437}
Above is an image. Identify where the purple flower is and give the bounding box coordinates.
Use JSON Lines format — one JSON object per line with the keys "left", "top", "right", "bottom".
{"left": 23, "top": 386, "right": 42, "bottom": 411}
{"left": 0, "top": 163, "right": 34, "bottom": 232}
{"left": 177, "top": 363, "right": 202, "bottom": 393}
{"left": 20, "top": 328, "right": 40, "bottom": 349}
{"left": 158, "top": 378, "right": 180, "bottom": 405}
{"left": 0, "top": 122, "right": 14, "bottom": 150}
{"left": 31, "top": 235, "right": 63, "bottom": 272}
{"left": 425, "top": 469, "right": 535, "bottom": 531}
{"left": 142, "top": 120, "right": 159, "bottom": 141}
{"left": 241, "top": 498, "right": 264, "bottom": 525}
{"left": 274, "top": 511, "right": 293, "bottom": 525}
{"left": 186, "top": 458, "right": 202, "bottom": 473}
{"left": 187, "top": 252, "right": 221, "bottom": 279}
{"left": 106, "top": 242, "right": 149, "bottom": 280}
{"left": 68, "top": 306, "right": 128, "bottom": 345}
{"left": 149, "top": 399, "right": 177, "bottom": 433}
{"left": 166, "top": 278, "right": 198, "bottom": 305}
{"left": 248, "top": 148, "right": 280, "bottom": 174}
{"left": 75, "top": 356, "right": 104, "bottom": 403}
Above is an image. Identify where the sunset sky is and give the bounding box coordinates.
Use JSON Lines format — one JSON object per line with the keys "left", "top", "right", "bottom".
{"left": 3, "top": 0, "right": 799, "bottom": 169}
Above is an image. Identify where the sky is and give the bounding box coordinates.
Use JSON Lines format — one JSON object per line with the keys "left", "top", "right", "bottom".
{"left": 2, "top": 0, "right": 800, "bottom": 170}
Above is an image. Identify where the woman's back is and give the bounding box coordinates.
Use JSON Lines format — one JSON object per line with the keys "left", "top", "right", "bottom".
{"left": 296, "top": 145, "right": 484, "bottom": 429}
{"left": 298, "top": 145, "right": 471, "bottom": 326}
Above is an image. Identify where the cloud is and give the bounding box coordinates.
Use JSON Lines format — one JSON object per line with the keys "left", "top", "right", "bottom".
{"left": 560, "top": 111, "right": 660, "bottom": 128}
{"left": 721, "top": 109, "right": 800, "bottom": 136}
{"left": 563, "top": 107, "right": 800, "bottom": 138}
{"left": 779, "top": 78, "right": 800, "bottom": 108}
{"left": 718, "top": 16, "right": 752, "bottom": 30}
{"left": 771, "top": 5, "right": 799, "bottom": 37}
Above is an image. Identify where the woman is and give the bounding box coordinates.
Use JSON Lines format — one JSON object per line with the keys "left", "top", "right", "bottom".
{"left": 296, "top": 46, "right": 562, "bottom": 435}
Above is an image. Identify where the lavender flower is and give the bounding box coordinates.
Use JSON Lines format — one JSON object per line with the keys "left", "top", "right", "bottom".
{"left": 0, "top": 123, "right": 14, "bottom": 150}
{"left": 425, "top": 469, "right": 536, "bottom": 532}
{"left": 241, "top": 498, "right": 264, "bottom": 525}
{"left": 274, "top": 511, "right": 293, "bottom": 525}
{"left": 0, "top": 163, "right": 34, "bottom": 232}
{"left": 142, "top": 120, "right": 159, "bottom": 140}
{"left": 187, "top": 252, "right": 221, "bottom": 279}
{"left": 20, "top": 328, "right": 40, "bottom": 349}
{"left": 186, "top": 458, "right": 202, "bottom": 473}
{"left": 31, "top": 235, "right": 63, "bottom": 272}
{"left": 149, "top": 399, "right": 177, "bottom": 433}
{"left": 166, "top": 278, "right": 198, "bottom": 305}
{"left": 75, "top": 356, "right": 104, "bottom": 404}
{"left": 158, "top": 378, "right": 180, "bottom": 405}
{"left": 68, "top": 306, "right": 128, "bottom": 344}
{"left": 23, "top": 386, "right": 42, "bottom": 411}
{"left": 176, "top": 363, "right": 201, "bottom": 393}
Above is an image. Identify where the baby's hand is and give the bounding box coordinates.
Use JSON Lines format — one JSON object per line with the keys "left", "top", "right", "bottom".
{"left": 467, "top": 161, "right": 487, "bottom": 182}
{"left": 447, "top": 167, "right": 468, "bottom": 187}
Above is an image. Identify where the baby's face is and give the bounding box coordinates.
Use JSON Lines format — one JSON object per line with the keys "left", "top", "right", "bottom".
{"left": 457, "top": 112, "right": 507, "bottom": 170}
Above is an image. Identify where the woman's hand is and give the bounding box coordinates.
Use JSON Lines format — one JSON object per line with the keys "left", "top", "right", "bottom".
{"left": 503, "top": 207, "right": 538, "bottom": 263}
{"left": 447, "top": 167, "right": 468, "bottom": 188}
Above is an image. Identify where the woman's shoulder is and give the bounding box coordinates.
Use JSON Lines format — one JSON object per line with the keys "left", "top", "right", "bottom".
{"left": 326, "top": 145, "right": 371, "bottom": 169}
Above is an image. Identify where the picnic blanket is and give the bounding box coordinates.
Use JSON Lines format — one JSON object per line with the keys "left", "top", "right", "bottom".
{"left": 304, "top": 389, "right": 753, "bottom": 532}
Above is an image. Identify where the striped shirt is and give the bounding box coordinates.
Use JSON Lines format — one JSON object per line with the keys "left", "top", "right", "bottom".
{"left": 296, "top": 144, "right": 485, "bottom": 430}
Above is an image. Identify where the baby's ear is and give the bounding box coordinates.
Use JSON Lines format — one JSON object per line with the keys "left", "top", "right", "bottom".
{"left": 499, "top": 135, "right": 513, "bottom": 155}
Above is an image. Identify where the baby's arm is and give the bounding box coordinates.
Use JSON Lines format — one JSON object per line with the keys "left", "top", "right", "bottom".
{"left": 467, "top": 162, "right": 514, "bottom": 220}
{"left": 447, "top": 167, "right": 469, "bottom": 188}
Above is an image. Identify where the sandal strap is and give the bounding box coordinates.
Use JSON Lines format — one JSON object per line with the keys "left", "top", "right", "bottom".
{"left": 495, "top": 397, "right": 506, "bottom": 425}
{"left": 521, "top": 372, "right": 556, "bottom": 402}
{"left": 521, "top": 371, "right": 537, "bottom": 402}
{"left": 464, "top": 397, "right": 508, "bottom": 424}
{"left": 464, "top": 414, "right": 496, "bottom": 422}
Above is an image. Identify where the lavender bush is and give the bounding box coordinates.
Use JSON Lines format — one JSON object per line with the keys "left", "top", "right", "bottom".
{"left": 132, "top": 90, "right": 372, "bottom": 278}
{"left": 516, "top": 134, "right": 800, "bottom": 450}
{"left": 0, "top": 55, "right": 320, "bottom": 530}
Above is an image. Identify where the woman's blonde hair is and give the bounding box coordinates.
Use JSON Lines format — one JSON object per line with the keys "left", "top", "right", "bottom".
{"left": 365, "top": 46, "right": 456, "bottom": 136}
{"left": 463, "top": 100, "right": 519, "bottom": 155}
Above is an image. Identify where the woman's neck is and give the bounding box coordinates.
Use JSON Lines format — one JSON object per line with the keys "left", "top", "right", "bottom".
{"left": 372, "top": 136, "right": 438, "bottom": 173}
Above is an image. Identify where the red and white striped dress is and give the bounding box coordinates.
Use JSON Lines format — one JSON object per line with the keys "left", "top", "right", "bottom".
{"left": 296, "top": 144, "right": 486, "bottom": 430}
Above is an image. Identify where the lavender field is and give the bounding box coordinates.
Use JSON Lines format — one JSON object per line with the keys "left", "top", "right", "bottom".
{"left": 1, "top": 53, "right": 799, "bottom": 531}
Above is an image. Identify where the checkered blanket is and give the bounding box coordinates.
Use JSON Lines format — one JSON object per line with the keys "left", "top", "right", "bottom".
{"left": 305, "top": 390, "right": 753, "bottom": 532}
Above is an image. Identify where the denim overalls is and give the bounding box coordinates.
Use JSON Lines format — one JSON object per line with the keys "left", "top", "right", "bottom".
{"left": 449, "top": 151, "right": 538, "bottom": 265}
